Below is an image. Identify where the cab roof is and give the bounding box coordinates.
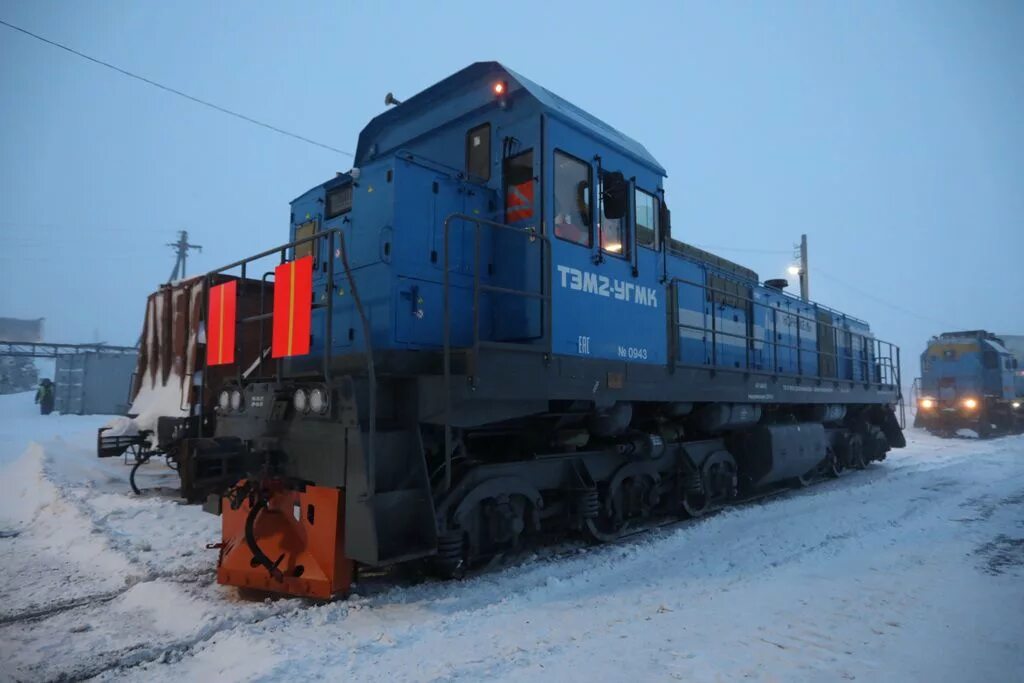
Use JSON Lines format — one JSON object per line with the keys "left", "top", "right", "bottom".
{"left": 354, "top": 61, "right": 666, "bottom": 176}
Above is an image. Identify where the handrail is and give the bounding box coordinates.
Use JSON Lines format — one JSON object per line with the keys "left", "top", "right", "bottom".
{"left": 336, "top": 230, "right": 377, "bottom": 497}
{"left": 667, "top": 275, "right": 901, "bottom": 391}
{"left": 442, "top": 213, "right": 552, "bottom": 494}
{"left": 666, "top": 245, "right": 870, "bottom": 327}
{"left": 195, "top": 228, "right": 376, "bottom": 459}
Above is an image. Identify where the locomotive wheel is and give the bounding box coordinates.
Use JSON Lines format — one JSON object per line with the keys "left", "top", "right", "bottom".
{"left": 584, "top": 514, "right": 626, "bottom": 543}
{"left": 976, "top": 415, "right": 993, "bottom": 439}
{"left": 585, "top": 465, "right": 661, "bottom": 543}
{"left": 681, "top": 451, "right": 736, "bottom": 516}
{"left": 847, "top": 433, "right": 867, "bottom": 470}
{"left": 704, "top": 452, "right": 738, "bottom": 502}
{"left": 432, "top": 530, "right": 467, "bottom": 579}
{"left": 681, "top": 491, "right": 710, "bottom": 518}
{"left": 584, "top": 482, "right": 629, "bottom": 543}
{"left": 826, "top": 448, "right": 843, "bottom": 478}
{"left": 447, "top": 477, "right": 542, "bottom": 566}
{"left": 678, "top": 464, "right": 709, "bottom": 517}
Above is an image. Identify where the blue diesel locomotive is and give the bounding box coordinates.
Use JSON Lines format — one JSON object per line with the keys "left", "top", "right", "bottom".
{"left": 914, "top": 330, "right": 1023, "bottom": 436}
{"left": 185, "top": 63, "right": 905, "bottom": 599}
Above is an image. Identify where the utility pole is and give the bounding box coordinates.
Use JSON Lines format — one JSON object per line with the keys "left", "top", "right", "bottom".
{"left": 166, "top": 230, "right": 202, "bottom": 282}
{"left": 799, "top": 233, "right": 809, "bottom": 302}
{"left": 789, "top": 234, "right": 809, "bottom": 301}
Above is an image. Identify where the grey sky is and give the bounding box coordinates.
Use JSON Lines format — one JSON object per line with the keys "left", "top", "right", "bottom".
{"left": 1, "top": 0, "right": 1021, "bottom": 378}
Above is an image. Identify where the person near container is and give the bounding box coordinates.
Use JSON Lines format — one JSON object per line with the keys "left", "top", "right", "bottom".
{"left": 35, "top": 378, "right": 55, "bottom": 415}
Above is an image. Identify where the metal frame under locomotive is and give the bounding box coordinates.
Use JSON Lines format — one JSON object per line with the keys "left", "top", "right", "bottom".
{"left": 179, "top": 63, "right": 906, "bottom": 599}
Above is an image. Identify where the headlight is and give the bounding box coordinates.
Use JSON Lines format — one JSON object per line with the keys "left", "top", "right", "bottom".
{"left": 230, "top": 389, "right": 243, "bottom": 412}
{"left": 1013, "top": 401, "right": 1021, "bottom": 409}
{"left": 962, "top": 398, "right": 978, "bottom": 410}
{"left": 293, "top": 388, "right": 309, "bottom": 413}
{"left": 218, "top": 390, "right": 231, "bottom": 412}
{"left": 919, "top": 398, "right": 935, "bottom": 410}
{"left": 309, "top": 387, "right": 329, "bottom": 414}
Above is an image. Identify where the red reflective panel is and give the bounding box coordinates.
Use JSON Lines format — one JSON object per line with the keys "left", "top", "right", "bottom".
{"left": 207, "top": 280, "right": 237, "bottom": 366}
{"left": 272, "top": 255, "right": 314, "bottom": 358}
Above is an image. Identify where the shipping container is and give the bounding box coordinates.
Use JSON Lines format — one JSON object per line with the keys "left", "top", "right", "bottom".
{"left": 55, "top": 351, "right": 138, "bottom": 415}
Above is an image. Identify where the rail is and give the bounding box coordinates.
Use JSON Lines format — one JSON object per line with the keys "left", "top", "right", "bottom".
{"left": 667, "top": 276, "right": 902, "bottom": 395}
{"left": 442, "top": 213, "right": 552, "bottom": 493}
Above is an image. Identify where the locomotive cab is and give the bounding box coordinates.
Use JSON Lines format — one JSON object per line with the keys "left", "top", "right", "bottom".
{"left": 915, "top": 330, "right": 1023, "bottom": 436}
{"left": 279, "top": 62, "right": 673, "bottom": 367}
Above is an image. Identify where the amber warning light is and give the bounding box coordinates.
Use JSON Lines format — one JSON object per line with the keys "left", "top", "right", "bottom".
{"left": 493, "top": 81, "right": 507, "bottom": 95}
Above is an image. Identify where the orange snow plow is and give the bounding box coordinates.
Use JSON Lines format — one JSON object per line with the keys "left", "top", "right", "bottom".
{"left": 215, "top": 480, "right": 354, "bottom": 598}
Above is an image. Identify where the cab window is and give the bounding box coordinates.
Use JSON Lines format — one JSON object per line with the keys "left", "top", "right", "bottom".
{"left": 466, "top": 123, "right": 491, "bottom": 180}
{"left": 553, "top": 151, "right": 591, "bottom": 246}
{"left": 636, "top": 189, "right": 658, "bottom": 250}
{"left": 600, "top": 175, "right": 627, "bottom": 257}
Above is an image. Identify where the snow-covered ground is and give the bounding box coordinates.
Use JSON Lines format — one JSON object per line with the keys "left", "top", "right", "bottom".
{"left": 0, "top": 392, "right": 1021, "bottom": 682}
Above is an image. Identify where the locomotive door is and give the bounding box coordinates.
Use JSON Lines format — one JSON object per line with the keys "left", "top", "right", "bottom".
{"left": 489, "top": 121, "right": 543, "bottom": 343}
{"left": 546, "top": 117, "right": 665, "bottom": 364}
{"left": 817, "top": 311, "right": 837, "bottom": 377}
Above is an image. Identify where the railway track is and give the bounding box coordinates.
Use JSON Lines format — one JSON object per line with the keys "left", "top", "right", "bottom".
{"left": 0, "top": 568, "right": 213, "bottom": 627}
{"left": 2, "top": 465, "right": 867, "bottom": 682}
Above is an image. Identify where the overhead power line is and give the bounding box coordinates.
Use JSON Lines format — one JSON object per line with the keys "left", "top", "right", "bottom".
{"left": 691, "top": 243, "right": 791, "bottom": 255}
{"left": 812, "top": 266, "right": 963, "bottom": 331}
{"left": 0, "top": 18, "right": 354, "bottom": 157}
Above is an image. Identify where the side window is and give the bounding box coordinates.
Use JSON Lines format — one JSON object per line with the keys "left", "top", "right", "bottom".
{"left": 325, "top": 185, "right": 352, "bottom": 219}
{"left": 466, "top": 123, "right": 491, "bottom": 180}
{"left": 635, "top": 189, "right": 658, "bottom": 250}
{"left": 599, "top": 173, "right": 627, "bottom": 256}
{"left": 943, "top": 349, "right": 957, "bottom": 361}
{"left": 553, "top": 150, "right": 591, "bottom": 246}
{"left": 504, "top": 150, "right": 534, "bottom": 224}
{"left": 294, "top": 220, "right": 317, "bottom": 260}
{"left": 983, "top": 351, "right": 999, "bottom": 369}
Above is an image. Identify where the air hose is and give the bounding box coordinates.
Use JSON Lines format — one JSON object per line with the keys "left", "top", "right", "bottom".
{"left": 129, "top": 453, "right": 151, "bottom": 495}
{"left": 244, "top": 497, "right": 285, "bottom": 582}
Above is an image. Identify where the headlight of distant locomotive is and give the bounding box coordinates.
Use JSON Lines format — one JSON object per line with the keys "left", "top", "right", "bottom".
{"left": 962, "top": 398, "right": 978, "bottom": 410}
{"left": 293, "top": 388, "right": 309, "bottom": 414}
{"left": 230, "top": 389, "right": 244, "bottom": 412}
{"left": 218, "top": 390, "right": 231, "bottom": 413}
{"left": 919, "top": 398, "right": 935, "bottom": 410}
{"left": 309, "top": 387, "right": 329, "bottom": 415}
{"left": 1013, "top": 401, "right": 1021, "bottom": 409}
